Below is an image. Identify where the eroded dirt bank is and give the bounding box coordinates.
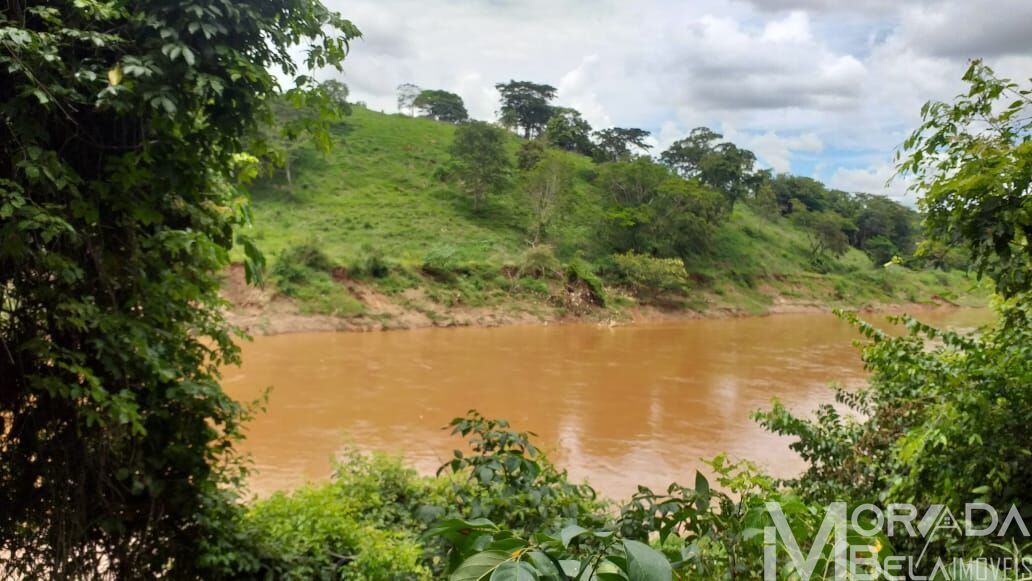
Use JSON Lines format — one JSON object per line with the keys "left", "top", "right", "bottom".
{"left": 220, "top": 264, "right": 972, "bottom": 336}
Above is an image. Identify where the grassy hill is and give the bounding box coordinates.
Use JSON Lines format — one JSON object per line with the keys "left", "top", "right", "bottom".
{"left": 228, "top": 107, "right": 986, "bottom": 333}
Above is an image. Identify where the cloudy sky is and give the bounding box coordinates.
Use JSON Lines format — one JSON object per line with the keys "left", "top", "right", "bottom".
{"left": 321, "top": 0, "right": 1032, "bottom": 201}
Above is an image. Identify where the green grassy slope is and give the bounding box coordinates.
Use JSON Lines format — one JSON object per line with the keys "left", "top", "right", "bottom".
{"left": 235, "top": 106, "right": 985, "bottom": 323}
{"left": 246, "top": 108, "right": 526, "bottom": 264}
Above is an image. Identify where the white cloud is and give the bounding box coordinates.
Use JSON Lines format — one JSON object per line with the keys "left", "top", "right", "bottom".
{"left": 744, "top": 131, "right": 824, "bottom": 173}
{"left": 898, "top": 0, "right": 1032, "bottom": 59}
{"left": 827, "top": 163, "right": 912, "bottom": 203}
{"left": 557, "top": 55, "right": 614, "bottom": 129}
{"left": 761, "top": 10, "right": 812, "bottom": 43}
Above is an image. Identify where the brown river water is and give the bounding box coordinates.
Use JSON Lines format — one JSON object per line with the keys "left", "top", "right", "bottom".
{"left": 222, "top": 308, "right": 992, "bottom": 500}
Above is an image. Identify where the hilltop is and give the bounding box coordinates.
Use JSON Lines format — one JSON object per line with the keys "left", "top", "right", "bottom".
{"left": 225, "top": 106, "right": 984, "bottom": 334}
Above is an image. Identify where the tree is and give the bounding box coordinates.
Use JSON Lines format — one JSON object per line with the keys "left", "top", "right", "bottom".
{"left": 516, "top": 139, "right": 548, "bottom": 171}
{"left": 650, "top": 178, "right": 727, "bottom": 260}
{"left": 412, "top": 89, "right": 468, "bottom": 123}
{"left": 698, "top": 142, "right": 757, "bottom": 209}
{"left": 661, "top": 128, "right": 757, "bottom": 209}
{"left": 768, "top": 174, "right": 830, "bottom": 215}
{"left": 592, "top": 127, "right": 652, "bottom": 162}
{"left": 862, "top": 235, "right": 899, "bottom": 265}
{"left": 321, "top": 79, "right": 351, "bottom": 111}
{"left": 898, "top": 59, "right": 1032, "bottom": 298}
{"left": 597, "top": 158, "right": 725, "bottom": 257}
{"left": 259, "top": 86, "right": 348, "bottom": 189}
{"left": 660, "top": 127, "right": 722, "bottom": 177}
{"left": 448, "top": 122, "right": 513, "bottom": 212}
{"left": 544, "top": 107, "right": 594, "bottom": 156}
{"left": 522, "top": 151, "right": 576, "bottom": 243}
{"left": 495, "top": 80, "right": 557, "bottom": 139}
{"left": 851, "top": 194, "right": 917, "bottom": 256}
{"left": 396, "top": 82, "right": 421, "bottom": 116}
{"left": 0, "top": 0, "right": 358, "bottom": 577}
{"left": 790, "top": 203, "right": 853, "bottom": 264}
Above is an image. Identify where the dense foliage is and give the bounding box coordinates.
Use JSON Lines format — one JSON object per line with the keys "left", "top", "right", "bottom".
{"left": 0, "top": 0, "right": 357, "bottom": 576}
{"left": 899, "top": 60, "right": 1031, "bottom": 298}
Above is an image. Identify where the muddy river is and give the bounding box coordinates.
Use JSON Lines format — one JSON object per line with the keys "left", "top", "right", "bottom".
{"left": 222, "top": 308, "right": 991, "bottom": 499}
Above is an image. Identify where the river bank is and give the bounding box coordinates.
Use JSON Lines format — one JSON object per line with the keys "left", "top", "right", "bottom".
{"left": 221, "top": 263, "right": 986, "bottom": 336}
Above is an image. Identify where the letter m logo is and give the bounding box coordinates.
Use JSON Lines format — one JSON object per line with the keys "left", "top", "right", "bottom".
{"left": 764, "top": 502, "right": 848, "bottom": 580}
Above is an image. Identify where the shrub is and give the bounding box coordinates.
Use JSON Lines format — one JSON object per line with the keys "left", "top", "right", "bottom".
{"left": 438, "top": 412, "right": 608, "bottom": 536}
{"left": 429, "top": 430, "right": 887, "bottom": 581}
{"left": 277, "top": 241, "right": 335, "bottom": 272}
{"left": 520, "top": 244, "right": 561, "bottom": 278}
{"left": 422, "top": 245, "right": 462, "bottom": 282}
{"left": 610, "top": 251, "right": 690, "bottom": 298}
{"left": 236, "top": 453, "right": 445, "bottom": 579}
{"left": 350, "top": 244, "right": 391, "bottom": 279}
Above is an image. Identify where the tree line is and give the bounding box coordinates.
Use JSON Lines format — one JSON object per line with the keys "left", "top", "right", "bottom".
{"left": 408, "top": 79, "right": 925, "bottom": 272}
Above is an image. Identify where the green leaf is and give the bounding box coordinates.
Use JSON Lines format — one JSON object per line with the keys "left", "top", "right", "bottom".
{"left": 559, "top": 524, "right": 588, "bottom": 547}
{"left": 450, "top": 550, "right": 510, "bottom": 581}
{"left": 525, "top": 551, "right": 561, "bottom": 579}
{"left": 558, "top": 560, "right": 582, "bottom": 577}
{"left": 490, "top": 561, "right": 539, "bottom": 581}
{"left": 596, "top": 559, "right": 629, "bottom": 581}
{"left": 487, "top": 537, "right": 528, "bottom": 553}
{"left": 425, "top": 517, "right": 499, "bottom": 539}
{"left": 694, "top": 471, "right": 710, "bottom": 511}
{"left": 622, "top": 540, "right": 672, "bottom": 581}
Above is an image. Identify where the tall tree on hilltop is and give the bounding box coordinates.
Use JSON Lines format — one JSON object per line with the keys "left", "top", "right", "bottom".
{"left": 544, "top": 107, "right": 594, "bottom": 156}
{"left": 321, "top": 79, "right": 351, "bottom": 111}
{"left": 661, "top": 127, "right": 757, "bottom": 210}
{"left": 592, "top": 127, "right": 652, "bottom": 162}
{"left": 660, "top": 127, "right": 723, "bottom": 178}
{"left": 496, "top": 80, "right": 557, "bottom": 138}
{"left": 0, "top": 0, "right": 358, "bottom": 577}
{"left": 413, "top": 89, "right": 469, "bottom": 123}
{"left": 698, "top": 142, "right": 757, "bottom": 209}
{"left": 397, "top": 82, "right": 421, "bottom": 116}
